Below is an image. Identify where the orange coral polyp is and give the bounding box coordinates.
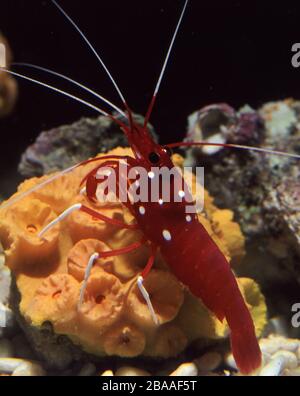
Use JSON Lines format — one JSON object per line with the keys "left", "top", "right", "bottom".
{"left": 25, "top": 274, "right": 79, "bottom": 328}
{"left": 67, "top": 238, "right": 114, "bottom": 281}
{"left": 103, "top": 323, "right": 146, "bottom": 357}
{"left": 0, "top": 199, "right": 60, "bottom": 270}
{"left": 67, "top": 194, "right": 126, "bottom": 243}
{"left": 127, "top": 269, "right": 184, "bottom": 328}
{"left": 148, "top": 324, "right": 188, "bottom": 358}
{"left": 78, "top": 271, "right": 124, "bottom": 335}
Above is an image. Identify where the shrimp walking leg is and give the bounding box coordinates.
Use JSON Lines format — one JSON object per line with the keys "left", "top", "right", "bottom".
{"left": 81, "top": 158, "right": 136, "bottom": 205}
{"left": 78, "top": 238, "right": 147, "bottom": 307}
{"left": 38, "top": 202, "right": 137, "bottom": 238}
{"left": 141, "top": 244, "right": 157, "bottom": 279}
{"left": 80, "top": 160, "right": 120, "bottom": 202}
{"left": 137, "top": 276, "right": 159, "bottom": 326}
{"left": 137, "top": 245, "right": 159, "bottom": 325}
{"left": 80, "top": 205, "right": 138, "bottom": 230}
{"left": 78, "top": 252, "right": 99, "bottom": 306}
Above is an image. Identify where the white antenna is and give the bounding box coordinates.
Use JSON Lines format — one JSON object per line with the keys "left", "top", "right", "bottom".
{"left": 0, "top": 164, "right": 77, "bottom": 211}
{"left": 51, "top": 0, "right": 127, "bottom": 106}
{"left": 144, "top": 0, "right": 189, "bottom": 127}
{"left": 1, "top": 68, "right": 110, "bottom": 116}
{"left": 167, "top": 141, "right": 300, "bottom": 161}
{"left": 154, "top": 0, "right": 189, "bottom": 97}
{"left": 14, "top": 63, "right": 126, "bottom": 117}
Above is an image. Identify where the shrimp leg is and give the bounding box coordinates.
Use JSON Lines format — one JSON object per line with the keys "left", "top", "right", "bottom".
{"left": 81, "top": 158, "right": 136, "bottom": 203}
{"left": 38, "top": 201, "right": 138, "bottom": 239}
{"left": 81, "top": 160, "right": 120, "bottom": 203}
{"left": 141, "top": 244, "right": 157, "bottom": 279}
{"left": 137, "top": 244, "right": 159, "bottom": 325}
{"left": 78, "top": 237, "right": 147, "bottom": 306}
{"left": 80, "top": 205, "right": 138, "bottom": 230}
{"left": 82, "top": 158, "right": 138, "bottom": 213}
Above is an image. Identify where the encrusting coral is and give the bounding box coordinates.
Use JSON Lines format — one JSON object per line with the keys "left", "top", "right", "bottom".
{"left": 0, "top": 147, "right": 267, "bottom": 361}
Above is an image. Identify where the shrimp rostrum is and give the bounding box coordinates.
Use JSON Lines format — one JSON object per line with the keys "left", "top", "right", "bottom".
{"left": 2, "top": 0, "right": 300, "bottom": 374}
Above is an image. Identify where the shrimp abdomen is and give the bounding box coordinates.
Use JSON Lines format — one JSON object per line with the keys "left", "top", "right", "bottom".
{"left": 160, "top": 219, "right": 262, "bottom": 374}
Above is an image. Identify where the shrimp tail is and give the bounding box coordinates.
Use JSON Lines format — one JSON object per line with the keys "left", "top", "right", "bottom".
{"left": 211, "top": 261, "right": 262, "bottom": 374}
{"left": 230, "top": 328, "right": 262, "bottom": 375}
{"left": 225, "top": 295, "right": 262, "bottom": 374}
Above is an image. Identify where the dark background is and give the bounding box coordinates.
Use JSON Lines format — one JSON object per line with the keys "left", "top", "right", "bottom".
{"left": 1, "top": 0, "right": 300, "bottom": 186}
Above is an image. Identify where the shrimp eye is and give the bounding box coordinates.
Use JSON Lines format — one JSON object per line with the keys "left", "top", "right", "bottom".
{"left": 164, "top": 146, "right": 173, "bottom": 157}
{"left": 148, "top": 152, "right": 160, "bottom": 164}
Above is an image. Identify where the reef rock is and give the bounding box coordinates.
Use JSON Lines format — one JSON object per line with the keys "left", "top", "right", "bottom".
{"left": 18, "top": 114, "right": 157, "bottom": 178}
{"left": 186, "top": 99, "right": 300, "bottom": 319}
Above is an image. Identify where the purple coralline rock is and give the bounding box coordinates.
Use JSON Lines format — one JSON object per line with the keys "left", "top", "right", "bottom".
{"left": 18, "top": 113, "right": 157, "bottom": 177}
{"left": 186, "top": 103, "right": 264, "bottom": 156}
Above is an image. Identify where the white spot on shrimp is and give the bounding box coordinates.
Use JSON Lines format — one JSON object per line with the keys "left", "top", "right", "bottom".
{"left": 162, "top": 229, "right": 172, "bottom": 241}
{"left": 139, "top": 206, "right": 146, "bottom": 215}
{"left": 148, "top": 171, "right": 155, "bottom": 179}
{"left": 186, "top": 215, "right": 192, "bottom": 222}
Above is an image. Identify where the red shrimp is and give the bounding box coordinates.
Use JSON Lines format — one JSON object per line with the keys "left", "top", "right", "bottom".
{"left": 2, "top": 0, "right": 300, "bottom": 374}
{"left": 80, "top": 117, "right": 262, "bottom": 375}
